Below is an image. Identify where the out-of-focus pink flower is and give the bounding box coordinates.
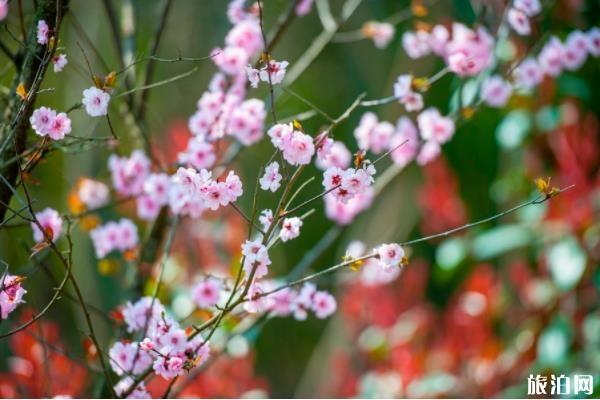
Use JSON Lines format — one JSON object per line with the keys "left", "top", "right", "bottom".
{"left": 402, "top": 30, "right": 431, "bottom": 58}
{"left": 538, "top": 36, "right": 564, "bottom": 77}
{"left": 507, "top": 8, "right": 531, "bottom": 36}
{"left": 363, "top": 21, "right": 395, "bottom": 49}
{"left": 191, "top": 278, "right": 222, "bottom": 309}
{"left": 31, "top": 208, "right": 63, "bottom": 243}
{"left": 481, "top": 75, "right": 513, "bottom": 108}
{"left": 445, "top": 23, "right": 494, "bottom": 76}
{"left": 52, "top": 54, "right": 68, "bottom": 72}
{"left": 295, "top": 0, "right": 314, "bottom": 16}
{"left": 108, "top": 150, "right": 151, "bottom": 196}
{"left": 0, "top": 1, "right": 8, "bottom": 21}
{"left": 78, "top": 178, "right": 110, "bottom": 209}
{"left": 37, "top": 20, "right": 49, "bottom": 44}
{"left": 417, "top": 108, "right": 455, "bottom": 144}
{"left": 513, "top": 58, "right": 544, "bottom": 88}
{"left": 312, "top": 291, "right": 337, "bottom": 319}
{"left": 89, "top": 219, "right": 138, "bottom": 258}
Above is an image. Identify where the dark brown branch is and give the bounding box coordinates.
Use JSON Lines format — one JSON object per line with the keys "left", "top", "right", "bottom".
{"left": 0, "top": 0, "right": 70, "bottom": 222}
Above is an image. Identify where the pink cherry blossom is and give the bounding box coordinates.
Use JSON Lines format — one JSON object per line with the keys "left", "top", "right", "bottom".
{"left": 513, "top": 58, "right": 544, "bottom": 88}
{"left": 445, "top": 23, "right": 494, "bottom": 76}
{"left": 178, "top": 136, "right": 216, "bottom": 169}
{"left": 416, "top": 140, "right": 441, "bottom": 165}
{"left": 562, "top": 30, "right": 589, "bottom": 71}
{"left": 0, "top": 1, "right": 7, "bottom": 21}
{"left": 280, "top": 130, "right": 315, "bottom": 166}
{"left": 114, "top": 377, "right": 150, "bottom": 399}
{"left": 402, "top": 30, "right": 431, "bottom": 59}
{"left": 153, "top": 353, "right": 184, "bottom": 379}
{"left": 246, "top": 66, "right": 260, "bottom": 88}
{"left": 346, "top": 241, "right": 400, "bottom": 286}
{"left": 122, "top": 297, "right": 165, "bottom": 333}
{"left": 78, "top": 179, "right": 110, "bottom": 209}
{"left": 244, "top": 280, "right": 275, "bottom": 314}
{"left": 30, "top": 107, "right": 56, "bottom": 136}
{"left": 259, "top": 209, "right": 273, "bottom": 231}
{"left": 375, "top": 243, "right": 405, "bottom": 270}
{"left": 191, "top": 278, "right": 222, "bottom": 308}
{"left": 224, "top": 170, "right": 244, "bottom": 202}
{"left": 225, "top": 19, "right": 263, "bottom": 57}
{"left": 0, "top": 275, "right": 27, "bottom": 320}
{"left": 47, "top": 112, "right": 71, "bottom": 140}
{"left": 139, "top": 338, "right": 155, "bottom": 352}
{"left": 89, "top": 219, "right": 138, "bottom": 258}
{"left": 108, "top": 150, "right": 151, "bottom": 196}
{"left": 390, "top": 117, "right": 419, "bottom": 168}
{"left": 280, "top": 217, "right": 302, "bottom": 242}
{"left": 481, "top": 75, "right": 513, "bottom": 108}
{"left": 588, "top": 27, "right": 600, "bottom": 57}
{"left": 354, "top": 112, "right": 397, "bottom": 153}
{"left": 507, "top": 8, "right": 531, "bottom": 36}
{"left": 82, "top": 87, "right": 111, "bottom": 117}
{"left": 324, "top": 187, "right": 374, "bottom": 225}
{"left": 212, "top": 46, "right": 250, "bottom": 75}
{"left": 370, "top": 121, "right": 395, "bottom": 154}
{"left": 228, "top": 99, "right": 266, "bottom": 145}
{"left": 417, "top": 108, "right": 455, "bottom": 144}
{"left": 136, "top": 195, "right": 161, "bottom": 221}
{"left": 109, "top": 341, "right": 153, "bottom": 376}
{"left": 538, "top": 36, "right": 564, "bottom": 77}
{"left": 295, "top": 0, "right": 314, "bottom": 16}
{"left": 37, "top": 20, "right": 49, "bottom": 44}
{"left": 311, "top": 291, "right": 337, "bottom": 319}
{"left": 31, "top": 208, "right": 63, "bottom": 243}
{"left": 316, "top": 140, "right": 351, "bottom": 170}
{"left": 291, "top": 282, "right": 316, "bottom": 320}
{"left": 142, "top": 173, "right": 170, "bottom": 205}
{"left": 260, "top": 162, "right": 282, "bottom": 192}
{"left": 241, "top": 239, "right": 271, "bottom": 279}
{"left": 514, "top": 0, "right": 541, "bottom": 16}
{"left": 428, "top": 25, "right": 449, "bottom": 56}
{"left": 267, "top": 286, "right": 296, "bottom": 317}
{"left": 259, "top": 60, "right": 289, "bottom": 85}
{"left": 52, "top": 54, "right": 68, "bottom": 72}
{"left": 364, "top": 21, "right": 395, "bottom": 49}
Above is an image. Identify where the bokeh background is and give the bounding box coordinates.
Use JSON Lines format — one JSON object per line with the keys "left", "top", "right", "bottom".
{"left": 1, "top": 0, "right": 600, "bottom": 397}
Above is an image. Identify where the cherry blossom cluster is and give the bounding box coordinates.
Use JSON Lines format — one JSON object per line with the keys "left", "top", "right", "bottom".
{"left": 403, "top": 23, "right": 494, "bottom": 76}
{"left": 0, "top": 275, "right": 27, "bottom": 320}
{"left": 345, "top": 241, "right": 401, "bottom": 287}
{"left": 514, "top": 29, "right": 600, "bottom": 89}
{"left": 322, "top": 162, "right": 375, "bottom": 204}
{"left": 254, "top": 282, "right": 337, "bottom": 320}
{"left": 89, "top": 219, "right": 138, "bottom": 258}
{"left": 110, "top": 297, "right": 210, "bottom": 396}
{"left": 29, "top": 87, "right": 110, "bottom": 143}
{"left": 105, "top": 149, "right": 244, "bottom": 222}
{"left": 29, "top": 107, "right": 72, "bottom": 140}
